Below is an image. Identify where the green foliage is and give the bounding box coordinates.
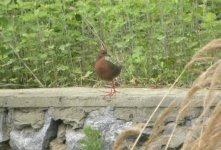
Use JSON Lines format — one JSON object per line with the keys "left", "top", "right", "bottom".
{"left": 0, "top": 0, "right": 220, "bottom": 87}
{"left": 80, "top": 126, "right": 104, "bottom": 150}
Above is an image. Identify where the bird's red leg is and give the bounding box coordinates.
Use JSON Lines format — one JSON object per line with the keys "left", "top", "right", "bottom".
{"left": 112, "top": 80, "right": 117, "bottom": 95}
{"left": 103, "top": 80, "right": 115, "bottom": 97}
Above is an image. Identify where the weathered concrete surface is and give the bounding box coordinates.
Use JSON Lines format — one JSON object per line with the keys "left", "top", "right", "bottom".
{"left": 12, "top": 109, "right": 45, "bottom": 130}
{"left": 1, "top": 88, "right": 220, "bottom": 124}
{"left": 48, "top": 107, "right": 87, "bottom": 129}
{"left": 0, "top": 88, "right": 220, "bottom": 108}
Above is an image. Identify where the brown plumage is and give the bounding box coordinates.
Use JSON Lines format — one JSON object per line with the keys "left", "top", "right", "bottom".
{"left": 95, "top": 50, "right": 122, "bottom": 96}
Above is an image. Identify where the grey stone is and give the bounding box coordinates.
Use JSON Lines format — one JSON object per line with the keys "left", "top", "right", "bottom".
{"left": 163, "top": 123, "right": 189, "bottom": 148}
{"left": 163, "top": 122, "right": 176, "bottom": 135}
{"left": 165, "top": 110, "right": 178, "bottom": 123}
{"left": 151, "top": 125, "right": 188, "bottom": 149}
{"left": 49, "top": 107, "right": 86, "bottom": 129}
{"left": 114, "top": 108, "right": 136, "bottom": 121}
{"left": 10, "top": 112, "right": 58, "bottom": 150}
{"left": 103, "top": 121, "right": 132, "bottom": 150}
{"left": 84, "top": 107, "right": 133, "bottom": 150}
{"left": 184, "top": 107, "right": 202, "bottom": 120}
{"left": 169, "top": 127, "right": 188, "bottom": 148}
{"left": 12, "top": 109, "right": 45, "bottom": 130}
{"left": 0, "top": 111, "right": 9, "bottom": 142}
{"left": 84, "top": 106, "right": 117, "bottom": 130}
{"left": 66, "top": 129, "right": 85, "bottom": 150}
{"left": 185, "top": 120, "right": 192, "bottom": 127}
{"left": 65, "top": 107, "right": 132, "bottom": 150}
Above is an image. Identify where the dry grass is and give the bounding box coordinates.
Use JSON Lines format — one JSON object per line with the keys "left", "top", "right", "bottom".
{"left": 113, "top": 39, "right": 221, "bottom": 150}
{"left": 143, "top": 101, "right": 176, "bottom": 149}
{"left": 187, "top": 39, "right": 221, "bottom": 68}
{"left": 192, "top": 103, "right": 221, "bottom": 150}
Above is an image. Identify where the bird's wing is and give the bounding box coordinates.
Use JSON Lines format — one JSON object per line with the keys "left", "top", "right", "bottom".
{"left": 106, "top": 60, "right": 122, "bottom": 78}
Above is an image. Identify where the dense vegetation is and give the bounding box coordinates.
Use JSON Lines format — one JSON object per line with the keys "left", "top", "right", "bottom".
{"left": 0, "top": 0, "right": 220, "bottom": 88}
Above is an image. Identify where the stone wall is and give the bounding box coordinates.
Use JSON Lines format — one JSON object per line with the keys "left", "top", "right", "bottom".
{"left": 0, "top": 88, "right": 219, "bottom": 150}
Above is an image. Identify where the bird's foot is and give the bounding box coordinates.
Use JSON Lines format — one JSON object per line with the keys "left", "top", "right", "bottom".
{"left": 103, "top": 90, "right": 119, "bottom": 97}
{"left": 103, "top": 92, "right": 115, "bottom": 97}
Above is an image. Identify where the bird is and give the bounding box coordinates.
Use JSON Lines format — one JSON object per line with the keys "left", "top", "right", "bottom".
{"left": 95, "top": 49, "right": 122, "bottom": 96}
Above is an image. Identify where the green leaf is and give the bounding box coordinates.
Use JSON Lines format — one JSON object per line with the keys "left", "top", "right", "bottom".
{"left": 2, "top": 59, "right": 15, "bottom": 67}
{"left": 83, "top": 71, "right": 93, "bottom": 78}
{"left": 175, "top": 37, "right": 186, "bottom": 43}
{"left": 57, "top": 65, "right": 69, "bottom": 71}
{"left": 157, "top": 35, "right": 166, "bottom": 41}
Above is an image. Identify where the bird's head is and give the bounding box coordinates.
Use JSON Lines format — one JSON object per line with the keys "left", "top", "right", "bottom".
{"left": 100, "top": 49, "right": 109, "bottom": 56}
{"left": 97, "top": 49, "right": 110, "bottom": 60}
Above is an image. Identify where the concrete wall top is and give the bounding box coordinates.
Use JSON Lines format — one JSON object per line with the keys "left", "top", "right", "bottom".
{"left": 0, "top": 87, "right": 220, "bottom": 108}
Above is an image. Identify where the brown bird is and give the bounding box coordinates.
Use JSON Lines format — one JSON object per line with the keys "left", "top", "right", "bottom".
{"left": 95, "top": 49, "right": 122, "bottom": 96}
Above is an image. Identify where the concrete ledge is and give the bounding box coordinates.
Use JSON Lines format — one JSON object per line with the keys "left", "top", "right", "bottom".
{"left": 0, "top": 87, "right": 221, "bottom": 108}
{"left": 0, "top": 87, "right": 220, "bottom": 108}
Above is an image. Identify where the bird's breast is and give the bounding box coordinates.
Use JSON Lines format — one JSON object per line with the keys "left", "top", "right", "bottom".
{"left": 95, "top": 58, "right": 116, "bottom": 81}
